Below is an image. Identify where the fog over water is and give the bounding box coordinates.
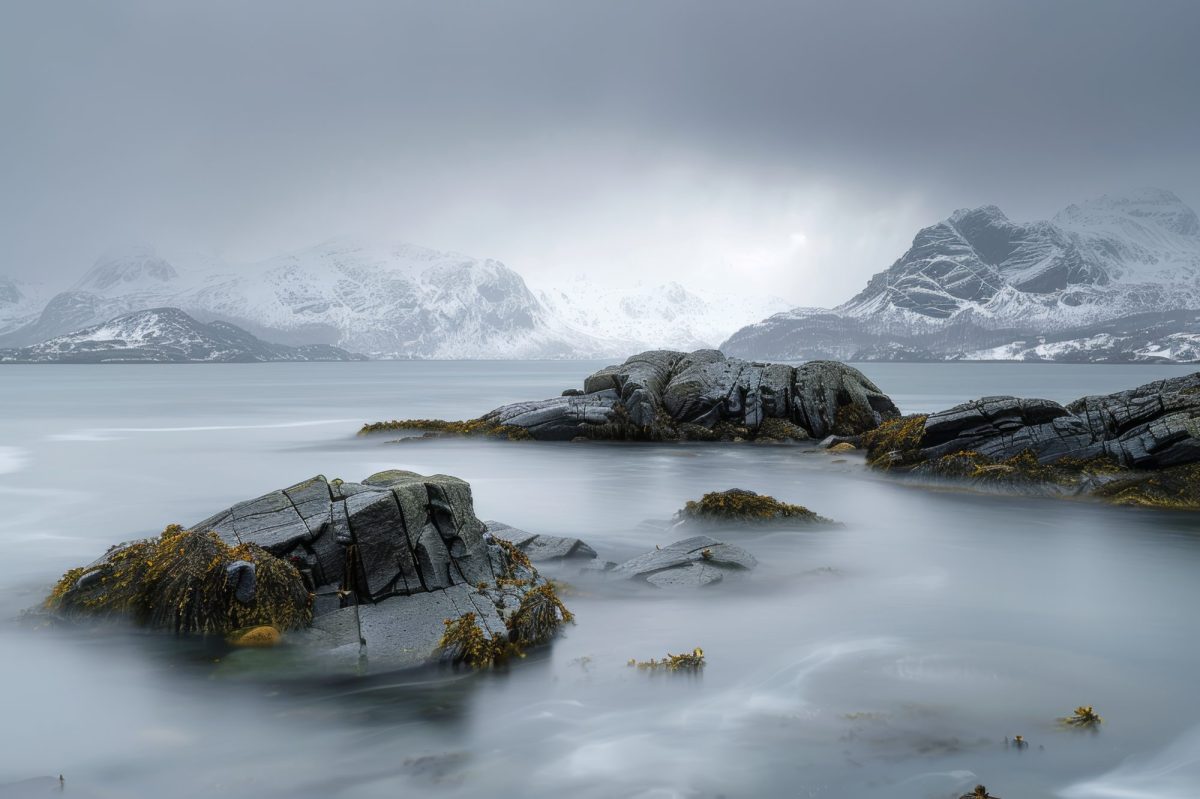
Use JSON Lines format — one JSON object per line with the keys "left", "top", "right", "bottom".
{"left": 2, "top": 361, "right": 1200, "bottom": 798}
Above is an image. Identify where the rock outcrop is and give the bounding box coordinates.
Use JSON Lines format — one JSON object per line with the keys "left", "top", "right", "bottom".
{"left": 44, "top": 470, "right": 572, "bottom": 671}
{"left": 863, "top": 372, "right": 1200, "bottom": 508}
{"left": 364, "top": 349, "right": 899, "bottom": 442}
{"left": 610, "top": 535, "right": 757, "bottom": 588}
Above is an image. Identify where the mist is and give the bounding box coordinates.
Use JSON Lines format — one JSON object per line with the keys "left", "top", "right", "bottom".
{"left": 3, "top": 0, "right": 1200, "bottom": 305}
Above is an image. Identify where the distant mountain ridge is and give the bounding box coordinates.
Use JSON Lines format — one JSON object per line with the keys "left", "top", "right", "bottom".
{"left": 0, "top": 307, "right": 364, "bottom": 363}
{"left": 0, "top": 239, "right": 785, "bottom": 359}
{"left": 723, "top": 188, "right": 1200, "bottom": 362}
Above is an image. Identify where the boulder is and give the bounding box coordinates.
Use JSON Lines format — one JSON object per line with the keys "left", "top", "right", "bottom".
{"left": 43, "top": 470, "right": 572, "bottom": 672}
{"left": 375, "top": 349, "right": 899, "bottom": 442}
{"left": 611, "top": 535, "right": 757, "bottom": 587}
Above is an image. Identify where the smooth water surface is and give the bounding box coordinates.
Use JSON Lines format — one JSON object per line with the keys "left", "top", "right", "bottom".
{"left": 1, "top": 361, "right": 1199, "bottom": 799}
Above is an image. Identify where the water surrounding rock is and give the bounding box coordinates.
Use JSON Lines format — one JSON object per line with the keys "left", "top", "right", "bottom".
{"left": 373, "top": 349, "right": 899, "bottom": 442}
{"left": 44, "top": 470, "right": 569, "bottom": 671}
{"left": 864, "top": 371, "right": 1200, "bottom": 508}
{"left": 611, "top": 535, "right": 757, "bottom": 588}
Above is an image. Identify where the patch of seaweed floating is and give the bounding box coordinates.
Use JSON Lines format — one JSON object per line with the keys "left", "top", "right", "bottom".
{"left": 357, "top": 418, "right": 531, "bottom": 440}
{"left": 627, "top": 647, "right": 705, "bottom": 672}
{"left": 1059, "top": 705, "right": 1103, "bottom": 729}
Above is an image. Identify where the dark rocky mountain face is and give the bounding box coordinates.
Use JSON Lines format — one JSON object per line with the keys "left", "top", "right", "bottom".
{"left": 724, "top": 189, "right": 1200, "bottom": 363}
{"left": 0, "top": 307, "right": 364, "bottom": 363}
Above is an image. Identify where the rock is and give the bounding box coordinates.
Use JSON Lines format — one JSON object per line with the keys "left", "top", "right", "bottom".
{"left": 228, "top": 625, "right": 281, "bottom": 647}
{"left": 483, "top": 521, "right": 597, "bottom": 561}
{"left": 43, "top": 470, "right": 572, "bottom": 672}
{"left": 376, "top": 349, "right": 899, "bottom": 442}
{"left": 818, "top": 434, "right": 861, "bottom": 449}
{"left": 862, "top": 371, "right": 1200, "bottom": 509}
{"left": 611, "top": 535, "right": 757, "bottom": 587}
{"left": 673, "top": 488, "right": 834, "bottom": 526}
{"left": 827, "top": 442, "right": 857, "bottom": 453}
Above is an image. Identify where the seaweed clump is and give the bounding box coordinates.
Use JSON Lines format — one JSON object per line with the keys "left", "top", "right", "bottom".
{"left": 358, "top": 418, "right": 532, "bottom": 440}
{"left": 1059, "top": 705, "right": 1103, "bottom": 729}
{"left": 438, "top": 541, "right": 574, "bottom": 669}
{"left": 1091, "top": 463, "right": 1200, "bottom": 510}
{"left": 44, "top": 525, "right": 311, "bottom": 635}
{"left": 677, "top": 488, "right": 833, "bottom": 525}
{"left": 959, "top": 787, "right": 1001, "bottom": 799}
{"left": 628, "top": 647, "right": 706, "bottom": 672}
{"left": 436, "top": 613, "right": 507, "bottom": 668}
{"left": 862, "top": 414, "right": 928, "bottom": 468}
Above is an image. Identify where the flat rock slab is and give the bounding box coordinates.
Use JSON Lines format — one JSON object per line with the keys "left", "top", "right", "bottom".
{"left": 611, "top": 535, "right": 756, "bottom": 588}
{"left": 305, "top": 584, "right": 507, "bottom": 671}
{"left": 484, "top": 521, "right": 598, "bottom": 561}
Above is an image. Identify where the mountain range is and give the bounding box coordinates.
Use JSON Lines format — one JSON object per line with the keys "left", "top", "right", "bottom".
{"left": 0, "top": 241, "right": 787, "bottom": 360}
{"left": 722, "top": 188, "right": 1200, "bottom": 362}
{"left": 0, "top": 307, "right": 363, "bottom": 363}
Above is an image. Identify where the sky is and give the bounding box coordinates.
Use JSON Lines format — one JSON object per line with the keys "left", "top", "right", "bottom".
{"left": 2, "top": 0, "right": 1199, "bottom": 306}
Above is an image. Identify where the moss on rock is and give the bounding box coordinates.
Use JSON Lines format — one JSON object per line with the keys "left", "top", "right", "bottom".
{"left": 45, "top": 525, "right": 312, "bottom": 635}
{"left": 358, "top": 418, "right": 532, "bottom": 440}
{"left": 677, "top": 488, "right": 833, "bottom": 525}
{"left": 862, "top": 414, "right": 928, "bottom": 468}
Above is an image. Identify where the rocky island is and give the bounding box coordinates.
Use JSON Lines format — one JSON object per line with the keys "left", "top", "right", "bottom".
{"left": 864, "top": 371, "right": 1200, "bottom": 509}
{"left": 43, "top": 470, "right": 573, "bottom": 671}
{"left": 362, "top": 349, "right": 900, "bottom": 442}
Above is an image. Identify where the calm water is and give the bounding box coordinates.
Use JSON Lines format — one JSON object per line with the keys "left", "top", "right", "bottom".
{"left": 1, "top": 361, "right": 1199, "bottom": 799}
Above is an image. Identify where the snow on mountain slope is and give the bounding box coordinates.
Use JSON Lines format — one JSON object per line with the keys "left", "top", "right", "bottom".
{"left": 538, "top": 278, "right": 792, "bottom": 352}
{"left": 0, "top": 307, "right": 363, "bottom": 363}
{"left": 724, "top": 188, "right": 1200, "bottom": 362}
{"left": 0, "top": 276, "right": 52, "bottom": 337}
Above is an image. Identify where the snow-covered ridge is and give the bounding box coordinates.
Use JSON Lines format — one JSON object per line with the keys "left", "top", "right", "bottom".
{"left": 1, "top": 238, "right": 791, "bottom": 359}
{"left": 0, "top": 307, "right": 362, "bottom": 363}
{"left": 723, "top": 188, "right": 1200, "bottom": 362}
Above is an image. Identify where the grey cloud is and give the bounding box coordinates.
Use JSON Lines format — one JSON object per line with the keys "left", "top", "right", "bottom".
{"left": 2, "top": 0, "right": 1198, "bottom": 305}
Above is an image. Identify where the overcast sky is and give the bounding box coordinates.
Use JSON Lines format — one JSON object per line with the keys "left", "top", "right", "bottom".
{"left": 3, "top": 0, "right": 1199, "bottom": 305}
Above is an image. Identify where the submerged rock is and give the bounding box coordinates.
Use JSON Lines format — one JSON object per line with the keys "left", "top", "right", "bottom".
{"left": 863, "top": 372, "right": 1200, "bottom": 509}
{"left": 611, "top": 535, "right": 757, "bottom": 588}
{"left": 674, "top": 488, "right": 834, "bottom": 526}
{"left": 364, "top": 349, "right": 899, "bottom": 442}
{"left": 43, "top": 470, "right": 572, "bottom": 672}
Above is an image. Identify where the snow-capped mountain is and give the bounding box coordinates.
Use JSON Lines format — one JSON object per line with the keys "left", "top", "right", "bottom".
{"left": 0, "top": 307, "right": 363, "bottom": 363}
{"left": 2, "top": 238, "right": 789, "bottom": 359}
{"left": 723, "top": 188, "right": 1200, "bottom": 362}
{"left": 0, "top": 276, "right": 51, "bottom": 337}
{"left": 537, "top": 279, "right": 792, "bottom": 352}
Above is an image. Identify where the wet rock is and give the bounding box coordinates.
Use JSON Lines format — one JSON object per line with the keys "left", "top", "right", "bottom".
{"left": 611, "top": 535, "right": 757, "bottom": 587}
{"left": 483, "top": 521, "right": 597, "bottom": 561}
{"left": 382, "top": 349, "right": 899, "bottom": 442}
{"left": 43, "top": 470, "right": 569, "bottom": 671}
{"left": 863, "top": 371, "right": 1200, "bottom": 509}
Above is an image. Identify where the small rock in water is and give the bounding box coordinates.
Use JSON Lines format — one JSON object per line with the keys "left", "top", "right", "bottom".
{"left": 227, "top": 625, "right": 281, "bottom": 647}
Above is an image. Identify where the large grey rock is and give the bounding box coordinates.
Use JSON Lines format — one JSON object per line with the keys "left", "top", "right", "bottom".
{"left": 904, "top": 372, "right": 1200, "bottom": 470}
{"left": 479, "top": 349, "right": 898, "bottom": 441}
{"left": 178, "top": 470, "right": 567, "bottom": 670}
{"left": 611, "top": 535, "right": 757, "bottom": 588}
